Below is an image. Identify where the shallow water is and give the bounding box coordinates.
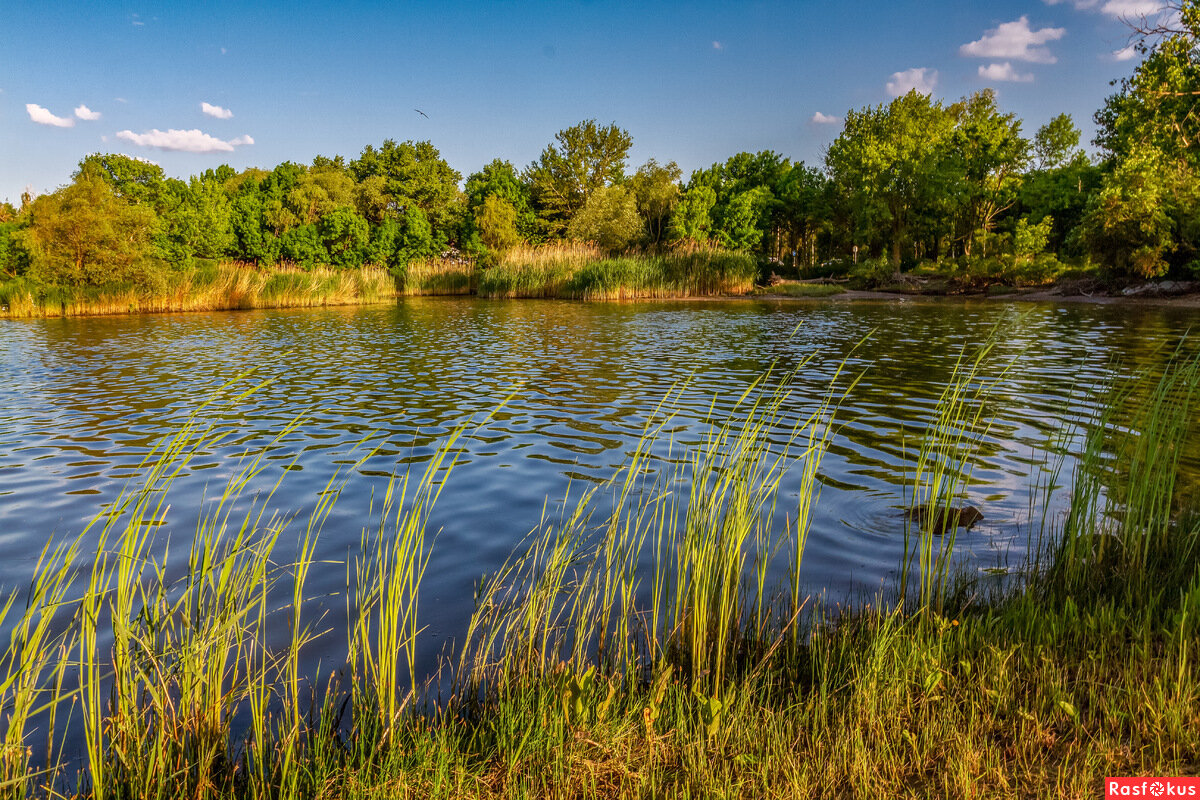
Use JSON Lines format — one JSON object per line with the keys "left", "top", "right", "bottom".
{"left": 1, "top": 296, "right": 1196, "bottom": 676}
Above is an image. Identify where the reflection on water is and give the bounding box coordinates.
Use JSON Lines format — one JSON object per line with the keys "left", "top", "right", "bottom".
{"left": 0, "top": 297, "right": 1195, "bottom": 668}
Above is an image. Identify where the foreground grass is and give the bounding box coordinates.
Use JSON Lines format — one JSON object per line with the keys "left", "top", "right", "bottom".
{"left": 2, "top": 345, "right": 1198, "bottom": 799}
{"left": 0, "top": 261, "right": 396, "bottom": 318}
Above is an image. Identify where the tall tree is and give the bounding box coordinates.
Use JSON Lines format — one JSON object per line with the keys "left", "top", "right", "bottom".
{"left": 525, "top": 120, "right": 633, "bottom": 235}
{"left": 669, "top": 184, "right": 717, "bottom": 245}
{"left": 351, "top": 139, "right": 462, "bottom": 240}
{"left": 1033, "top": 114, "right": 1083, "bottom": 170}
{"left": 949, "top": 90, "right": 1030, "bottom": 256}
{"left": 1094, "top": 1, "right": 1200, "bottom": 168}
{"left": 1085, "top": 0, "right": 1200, "bottom": 274}
{"left": 22, "top": 174, "right": 157, "bottom": 286}
{"left": 628, "top": 159, "right": 681, "bottom": 248}
{"left": 826, "top": 90, "right": 957, "bottom": 268}
{"left": 567, "top": 185, "right": 643, "bottom": 253}
{"left": 464, "top": 159, "right": 537, "bottom": 241}
{"left": 772, "top": 163, "right": 831, "bottom": 267}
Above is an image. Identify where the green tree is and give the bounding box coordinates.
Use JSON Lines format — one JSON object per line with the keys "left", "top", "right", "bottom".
{"left": 280, "top": 223, "right": 327, "bottom": 268}
{"left": 475, "top": 195, "right": 521, "bottom": 256}
{"left": 288, "top": 167, "right": 354, "bottom": 224}
{"left": 1013, "top": 216, "right": 1053, "bottom": 261}
{"left": 1076, "top": 148, "right": 1197, "bottom": 277}
{"left": 717, "top": 187, "right": 774, "bottom": 252}
{"left": 669, "top": 184, "right": 717, "bottom": 245}
{"left": 317, "top": 207, "right": 370, "bottom": 268}
{"left": 228, "top": 175, "right": 281, "bottom": 265}
{"left": 350, "top": 140, "right": 462, "bottom": 240}
{"left": 773, "top": 163, "right": 831, "bottom": 267}
{"left": 826, "top": 91, "right": 957, "bottom": 268}
{"left": 628, "top": 159, "right": 681, "bottom": 247}
{"left": 23, "top": 175, "right": 158, "bottom": 286}
{"left": 464, "top": 159, "right": 538, "bottom": 242}
{"left": 566, "top": 185, "right": 642, "bottom": 252}
{"left": 949, "top": 89, "right": 1030, "bottom": 256}
{"left": 525, "top": 120, "right": 633, "bottom": 235}
{"left": 77, "top": 153, "right": 166, "bottom": 208}
{"left": 1094, "top": 4, "right": 1200, "bottom": 168}
{"left": 1033, "top": 114, "right": 1083, "bottom": 170}
{"left": 353, "top": 175, "right": 391, "bottom": 224}
{"left": 1085, "top": 1, "right": 1200, "bottom": 274}
{"left": 0, "top": 220, "right": 31, "bottom": 280}
{"left": 1018, "top": 152, "right": 1100, "bottom": 255}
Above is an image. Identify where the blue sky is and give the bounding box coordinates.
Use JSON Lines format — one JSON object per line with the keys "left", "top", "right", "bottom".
{"left": 0, "top": 0, "right": 1164, "bottom": 204}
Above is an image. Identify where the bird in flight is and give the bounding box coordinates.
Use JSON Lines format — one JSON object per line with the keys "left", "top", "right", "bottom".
{"left": 414, "top": 108, "right": 428, "bottom": 119}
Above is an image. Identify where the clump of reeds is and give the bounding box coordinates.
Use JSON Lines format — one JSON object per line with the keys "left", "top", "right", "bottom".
{"left": 0, "top": 262, "right": 395, "bottom": 318}
{"left": 400, "top": 257, "right": 476, "bottom": 295}
{"left": 477, "top": 246, "right": 756, "bottom": 300}
{"left": 503, "top": 242, "right": 604, "bottom": 271}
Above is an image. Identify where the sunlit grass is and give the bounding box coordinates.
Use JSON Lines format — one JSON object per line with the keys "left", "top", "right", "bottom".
{"left": 0, "top": 262, "right": 395, "bottom": 318}
{"left": 477, "top": 246, "right": 757, "bottom": 300}
{"left": 400, "top": 257, "right": 475, "bottom": 296}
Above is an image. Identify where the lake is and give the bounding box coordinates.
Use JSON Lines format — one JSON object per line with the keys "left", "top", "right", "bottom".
{"left": 1, "top": 296, "right": 1195, "bottom": 679}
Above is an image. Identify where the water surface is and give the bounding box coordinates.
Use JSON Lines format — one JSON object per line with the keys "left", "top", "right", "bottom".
{"left": 1, "top": 296, "right": 1195, "bottom": 673}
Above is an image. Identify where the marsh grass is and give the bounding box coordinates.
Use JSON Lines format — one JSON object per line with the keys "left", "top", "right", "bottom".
{"left": 477, "top": 245, "right": 756, "bottom": 300}
{"left": 400, "top": 258, "right": 475, "bottom": 296}
{"left": 0, "top": 262, "right": 395, "bottom": 318}
{"left": 2, "top": 345, "right": 1199, "bottom": 798}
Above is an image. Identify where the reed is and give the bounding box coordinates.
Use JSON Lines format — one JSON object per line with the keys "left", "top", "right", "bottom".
{"left": 400, "top": 257, "right": 475, "bottom": 296}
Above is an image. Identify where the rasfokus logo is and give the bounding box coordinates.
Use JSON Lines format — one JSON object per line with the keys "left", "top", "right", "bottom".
{"left": 1107, "top": 778, "right": 1200, "bottom": 797}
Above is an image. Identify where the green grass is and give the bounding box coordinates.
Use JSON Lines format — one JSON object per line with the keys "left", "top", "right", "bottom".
{"left": 2, "top": 343, "right": 1199, "bottom": 798}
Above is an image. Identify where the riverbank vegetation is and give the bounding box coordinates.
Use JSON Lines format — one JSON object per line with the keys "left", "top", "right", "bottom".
{"left": 2, "top": 7, "right": 1198, "bottom": 316}
{"left": 2, "top": 341, "right": 1197, "bottom": 798}
{"left": 0, "top": 261, "right": 394, "bottom": 317}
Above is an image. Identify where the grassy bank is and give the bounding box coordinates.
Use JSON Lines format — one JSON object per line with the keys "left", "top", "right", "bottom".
{"left": 0, "top": 262, "right": 396, "bottom": 318}
{"left": 2, "top": 346, "right": 1198, "bottom": 798}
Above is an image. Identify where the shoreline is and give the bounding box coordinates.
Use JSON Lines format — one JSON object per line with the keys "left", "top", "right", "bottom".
{"left": 7, "top": 280, "right": 1200, "bottom": 322}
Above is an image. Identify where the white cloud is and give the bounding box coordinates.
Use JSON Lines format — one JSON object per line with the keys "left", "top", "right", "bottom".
{"left": 201, "top": 101, "right": 233, "bottom": 119}
{"left": 978, "top": 62, "right": 1036, "bottom": 82}
{"left": 74, "top": 104, "right": 101, "bottom": 121}
{"left": 712, "top": 40, "right": 723, "bottom": 50}
{"left": 811, "top": 111, "right": 841, "bottom": 124}
{"left": 1101, "top": 0, "right": 1165, "bottom": 17}
{"left": 1112, "top": 45, "right": 1139, "bottom": 60}
{"left": 887, "top": 67, "right": 938, "bottom": 97}
{"left": 26, "top": 103, "right": 75, "bottom": 127}
{"left": 115, "top": 128, "right": 254, "bottom": 153}
{"left": 1045, "top": 0, "right": 1170, "bottom": 19}
{"left": 959, "top": 16, "right": 1066, "bottom": 64}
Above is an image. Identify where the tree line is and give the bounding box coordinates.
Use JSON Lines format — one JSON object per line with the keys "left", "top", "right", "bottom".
{"left": 1, "top": 6, "right": 1196, "bottom": 290}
